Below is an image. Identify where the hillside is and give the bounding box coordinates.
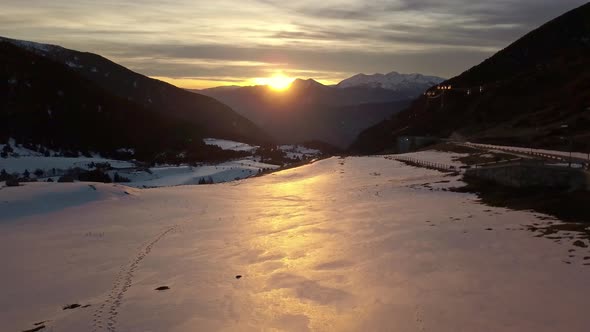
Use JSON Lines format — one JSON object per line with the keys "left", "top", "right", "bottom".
{"left": 200, "top": 78, "right": 419, "bottom": 147}
{"left": 0, "top": 37, "right": 269, "bottom": 162}
{"left": 351, "top": 2, "right": 590, "bottom": 154}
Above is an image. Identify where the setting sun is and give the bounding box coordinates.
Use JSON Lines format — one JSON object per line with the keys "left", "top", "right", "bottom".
{"left": 253, "top": 73, "right": 294, "bottom": 91}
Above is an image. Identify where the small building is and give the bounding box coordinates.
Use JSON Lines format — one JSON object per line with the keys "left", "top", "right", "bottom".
{"left": 397, "top": 136, "right": 440, "bottom": 153}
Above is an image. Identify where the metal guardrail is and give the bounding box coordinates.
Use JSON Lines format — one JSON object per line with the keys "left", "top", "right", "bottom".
{"left": 471, "top": 158, "right": 523, "bottom": 168}
{"left": 463, "top": 143, "right": 589, "bottom": 169}
{"left": 386, "top": 156, "right": 461, "bottom": 173}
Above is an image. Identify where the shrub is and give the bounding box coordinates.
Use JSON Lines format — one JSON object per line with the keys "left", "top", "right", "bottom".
{"left": 78, "top": 169, "right": 112, "bottom": 183}
{"left": 62, "top": 150, "right": 79, "bottom": 158}
{"left": 5, "top": 178, "right": 19, "bottom": 187}
{"left": 57, "top": 175, "right": 75, "bottom": 183}
{"left": 197, "top": 176, "right": 214, "bottom": 185}
{"left": 2, "top": 144, "right": 13, "bottom": 154}
{"left": 93, "top": 162, "right": 112, "bottom": 170}
{"left": 0, "top": 169, "right": 8, "bottom": 181}
{"left": 113, "top": 172, "right": 131, "bottom": 183}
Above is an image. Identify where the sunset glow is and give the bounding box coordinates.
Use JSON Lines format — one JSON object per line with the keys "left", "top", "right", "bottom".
{"left": 253, "top": 73, "right": 295, "bottom": 91}
{"left": 2, "top": 0, "right": 585, "bottom": 89}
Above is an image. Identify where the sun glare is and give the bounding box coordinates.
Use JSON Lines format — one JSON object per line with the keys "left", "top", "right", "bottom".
{"left": 254, "top": 73, "right": 294, "bottom": 91}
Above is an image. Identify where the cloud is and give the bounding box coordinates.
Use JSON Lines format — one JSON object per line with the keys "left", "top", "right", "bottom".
{"left": 0, "top": 0, "right": 587, "bottom": 87}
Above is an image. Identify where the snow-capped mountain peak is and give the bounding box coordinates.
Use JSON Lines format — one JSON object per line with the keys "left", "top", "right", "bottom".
{"left": 0, "top": 36, "right": 63, "bottom": 56}
{"left": 337, "top": 71, "right": 445, "bottom": 91}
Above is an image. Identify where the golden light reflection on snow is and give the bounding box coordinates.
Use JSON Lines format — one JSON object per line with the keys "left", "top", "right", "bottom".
{"left": 236, "top": 173, "right": 357, "bottom": 330}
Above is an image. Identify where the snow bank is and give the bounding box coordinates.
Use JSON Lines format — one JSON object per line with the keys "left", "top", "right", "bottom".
{"left": 0, "top": 182, "right": 137, "bottom": 221}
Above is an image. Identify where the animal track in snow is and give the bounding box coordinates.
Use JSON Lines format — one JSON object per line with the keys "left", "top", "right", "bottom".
{"left": 415, "top": 305, "right": 426, "bottom": 332}
{"left": 92, "top": 225, "right": 178, "bottom": 332}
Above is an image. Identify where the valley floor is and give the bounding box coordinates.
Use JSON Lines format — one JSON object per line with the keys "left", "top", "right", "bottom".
{"left": 2, "top": 156, "right": 590, "bottom": 331}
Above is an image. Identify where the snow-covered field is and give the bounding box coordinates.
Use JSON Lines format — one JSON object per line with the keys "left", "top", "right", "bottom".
{"left": 203, "top": 138, "right": 259, "bottom": 152}
{"left": 0, "top": 139, "right": 135, "bottom": 175}
{"left": 1, "top": 139, "right": 320, "bottom": 187}
{"left": 280, "top": 145, "right": 322, "bottom": 160}
{"left": 0, "top": 139, "right": 281, "bottom": 187}
{"left": 0, "top": 155, "right": 135, "bottom": 175}
{"left": 0, "top": 156, "right": 278, "bottom": 187}
{"left": 2, "top": 156, "right": 589, "bottom": 331}
{"left": 119, "top": 159, "right": 279, "bottom": 188}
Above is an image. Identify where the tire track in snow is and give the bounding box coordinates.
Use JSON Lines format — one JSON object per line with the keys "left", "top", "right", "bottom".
{"left": 92, "top": 225, "right": 178, "bottom": 332}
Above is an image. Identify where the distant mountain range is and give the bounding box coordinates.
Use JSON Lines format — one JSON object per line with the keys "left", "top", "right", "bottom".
{"left": 337, "top": 72, "right": 444, "bottom": 94}
{"left": 351, "top": 2, "right": 590, "bottom": 154}
{"left": 0, "top": 37, "right": 267, "bottom": 162}
{"left": 199, "top": 73, "right": 443, "bottom": 147}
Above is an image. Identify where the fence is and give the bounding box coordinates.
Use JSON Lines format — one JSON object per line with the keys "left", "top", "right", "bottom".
{"left": 463, "top": 143, "right": 589, "bottom": 167}
{"left": 387, "top": 156, "right": 460, "bottom": 173}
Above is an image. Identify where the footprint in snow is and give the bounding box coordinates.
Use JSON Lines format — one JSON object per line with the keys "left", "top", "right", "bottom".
{"left": 63, "top": 303, "right": 81, "bottom": 310}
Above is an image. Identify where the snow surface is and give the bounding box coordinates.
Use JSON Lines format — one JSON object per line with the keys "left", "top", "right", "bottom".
{"left": 337, "top": 71, "right": 445, "bottom": 91}
{"left": 2, "top": 155, "right": 590, "bottom": 331}
{"left": 203, "top": 138, "right": 259, "bottom": 152}
{"left": 1, "top": 36, "right": 61, "bottom": 55}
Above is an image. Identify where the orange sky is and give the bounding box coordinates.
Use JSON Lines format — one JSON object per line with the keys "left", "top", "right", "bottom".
{"left": 151, "top": 75, "right": 336, "bottom": 90}
{"left": 1, "top": 0, "right": 586, "bottom": 89}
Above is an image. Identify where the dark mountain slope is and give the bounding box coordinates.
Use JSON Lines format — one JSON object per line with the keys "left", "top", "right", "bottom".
{"left": 0, "top": 36, "right": 267, "bottom": 145}
{"left": 0, "top": 41, "right": 262, "bottom": 162}
{"left": 257, "top": 99, "right": 411, "bottom": 147}
{"left": 200, "top": 79, "right": 413, "bottom": 147}
{"left": 201, "top": 78, "right": 406, "bottom": 122}
{"left": 351, "top": 3, "right": 590, "bottom": 154}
